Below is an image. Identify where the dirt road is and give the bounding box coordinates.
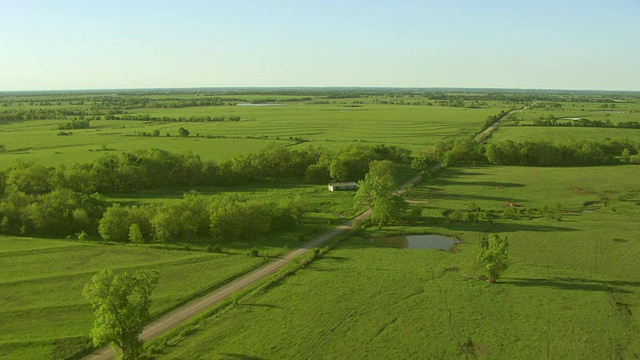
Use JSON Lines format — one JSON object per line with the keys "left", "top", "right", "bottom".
{"left": 474, "top": 101, "right": 537, "bottom": 142}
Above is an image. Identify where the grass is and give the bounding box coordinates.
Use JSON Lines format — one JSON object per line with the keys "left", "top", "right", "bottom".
{"left": 0, "top": 237, "right": 266, "bottom": 360}
{"left": 0, "top": 102, "right": 511, "bottom": 169}
{"left": 154, "top": 165, "right": 640, "bottom": 359}
{"left": 511, "top": 100, "right": 640, "bottom": 125}
{"left": 490, "top": 126, "right": 640, "bottom": 143}
{"left": 0, "top": 178, "right": 364, "bottom": 359}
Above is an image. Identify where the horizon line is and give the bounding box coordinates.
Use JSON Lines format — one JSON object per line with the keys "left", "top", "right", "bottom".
{"left": 1, "top": 85, "right": 639, "bottom": 94}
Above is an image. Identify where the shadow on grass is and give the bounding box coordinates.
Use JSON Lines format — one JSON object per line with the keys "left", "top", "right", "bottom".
{"left": 434, "top": 179, "right": 526, "bottom": 188}
{"left": 219, "top": 353, "right": 264, "bottom": 360}
{"left": 503, "top": 277, "right": 638, "bottom": 294}
{"left": 427, "top": 220, "right": 576, "bottom": 233}
{"left": 438, "top": 193, "right": 529, "bottom": 203}
{"left": 242, "top": 303, "right": 281, "bottom": 309}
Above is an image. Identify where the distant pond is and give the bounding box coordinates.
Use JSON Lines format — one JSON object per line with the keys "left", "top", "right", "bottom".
{"left": 373, "top": 235, "right": 459, "bottom": 250}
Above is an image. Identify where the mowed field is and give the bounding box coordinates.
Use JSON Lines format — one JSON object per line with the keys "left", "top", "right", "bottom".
{"left": 0, "top": 179, "right": 359, "bottom": 360}
{"left": 156, "top": 165, "right": 640, "bottom": 359}
{"left": 2, "top": 92, "right": 640, "bottom": 359}
{"left": 511, "top": 100, "right": 640, "bottom": 125}
{"left": 0, "top": 238, "right": 265, "bottom": 359}
{"left": 0, "top": 101, "right": 511, "bottom": 169}
{"left": 490, "top": 126, "right": 640, "bottom": 143}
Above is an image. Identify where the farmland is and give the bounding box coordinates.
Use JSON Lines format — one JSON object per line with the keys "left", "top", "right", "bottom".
{"left": 155, "top": 165, "right": 640, "bottom": 359}
{"left": 0, "top": 89, "right": 639, "bottom": 359}
{"left": 0, "top": 94, "right": 514, "bottom": 169}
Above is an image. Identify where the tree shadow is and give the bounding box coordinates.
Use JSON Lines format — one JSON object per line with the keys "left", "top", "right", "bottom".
{"left": 219, "top": 353, "right": 265, "bottom": 360}
{"left": 241, "top": 303, "right": 281, "bottom": 309}
{"left": 502, "top": 277, "right": 638, "bottom": 294}
{"left": 439, "top": 193, "right": 529, "bottom": 203}
{"left": 434, "top": 179, "right": 525, "bottom": 188}
{"left": 425, "top": 220, "right": 577, "bottom": 233}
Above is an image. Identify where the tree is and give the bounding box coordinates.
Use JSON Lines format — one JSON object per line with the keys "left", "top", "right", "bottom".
{"left": 177, "top": 127, "right": 190, "bottom": 137}
{"left": 478, "top": 234, "right": 509, "bottom": 283}
{"left": 355, "top": 160, "right": 405, "bottom": 225}
{"left": 83, "top": 269, "right": 159, "bottom": 360}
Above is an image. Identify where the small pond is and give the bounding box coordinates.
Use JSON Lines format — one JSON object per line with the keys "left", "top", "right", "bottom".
{"left": 373, "top": 235, "right": 458, "bottom": 250}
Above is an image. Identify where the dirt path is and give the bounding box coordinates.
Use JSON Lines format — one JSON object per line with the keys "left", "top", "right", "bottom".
{"left": 474, "top": 101, "right": 537, "bottom": 142}
{"left": 85, "top": 103, "right": 531, "bottom": 359}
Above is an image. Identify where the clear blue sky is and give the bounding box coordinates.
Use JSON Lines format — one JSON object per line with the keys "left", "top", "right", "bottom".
{"left": 1, "top": 0, "right": 639, "bottom": 91}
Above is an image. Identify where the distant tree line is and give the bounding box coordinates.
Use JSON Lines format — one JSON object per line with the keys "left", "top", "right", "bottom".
{"left": 56, "top": 119, "right": 91, "bottom": 130}
{"left": 528, "top": 117, "right": 640, "bottom": 129}
{"left": 412, "top": 137, "right": 640, "bottom": 172}
{"left": 103, "top": 114, "right": 241, "bottom": 122}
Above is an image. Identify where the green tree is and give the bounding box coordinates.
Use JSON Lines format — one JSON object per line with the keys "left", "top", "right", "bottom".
{"left": 355, "top": 160, "right": 405, "bottom": 225}
{"left": 83, "top": 269, "right": 159, "bottom": 360}
{"left": 128, "top": 224, "right": 144, "bottom": 243}
{"left": 478, "top": 234, "right": 509, "bottom": 283}
{"left": 178, "top": 127, "right": 190, "bottom": 137}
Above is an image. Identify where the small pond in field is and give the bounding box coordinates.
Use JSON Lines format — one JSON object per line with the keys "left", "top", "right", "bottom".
{"left": 373, "top": 235, "right": 458, "bottom": 250}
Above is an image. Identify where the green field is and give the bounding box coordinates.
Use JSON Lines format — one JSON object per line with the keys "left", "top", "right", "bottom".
{"left": 489, "top": 126, "right": 640, "bottom": 143}
{"left": 156, "top": 165, "right": 640, "bottom": 359}
{"left": 0, "top": 237, "right": 267, "bottom": 359}
{"left": 0, "top": 101, "right": 511, "bottom": 169}
{"left": 0, "top": 179, "right": 359, "bottom": 360}
{"left": 511, "top": 100, "right": 640, "bottom": 125}
{"left": 2, "top": 90, "right": 640, "bottom": 359}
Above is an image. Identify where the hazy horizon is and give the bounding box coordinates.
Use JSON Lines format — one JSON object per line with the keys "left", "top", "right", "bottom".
{"left": 2, "top": 0, "right": 639, "bottom": 92}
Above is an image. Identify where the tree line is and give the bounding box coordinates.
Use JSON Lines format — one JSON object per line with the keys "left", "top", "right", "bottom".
{"left": 0, "top": 144, "right": 411, "bottom": 239}
{"left": 99, "top": 192, "right": 305, "bottom": 243}
{"left": 412, "top": 137, "right": 640, "bottom": 172}
{"left": 103, "top": 114, "right": 241, "bottom": 122}
{"left": 529, "top": 117, "right": 640, "bottom": 129}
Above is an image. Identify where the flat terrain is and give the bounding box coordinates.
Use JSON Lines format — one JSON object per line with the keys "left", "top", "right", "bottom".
{"left": 156, "top": 165, "right": 640, "bottom": 359}
{"left": 490, "top": 126, "right": 640, "bottom": 143}
{"left": 0, "top": 237, "right": 267, "bottom": 359}
{"left": 1, "top": 90, "right": 639, "bottom": 359}
{"left": 0, "top": 101, "right": 510, "bottom": 169}
{"left": 0, "top": 180, "right": 358, "bottom": 360}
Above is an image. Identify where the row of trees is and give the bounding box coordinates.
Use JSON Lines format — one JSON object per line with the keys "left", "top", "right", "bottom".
{"left": 99, "top": 192, "right": 306, "bottom": 243}
{"left": 56, "top": 119, "right": 91, "bottom": 130}
{"left": 0, "top": 144, "right": 409, "bottom": 238}
{"left": 1, "top": 144, "right": 411, "bottom": 196}
{"left": 0, "top": 185, "right": 305, "bottom": 242}
{"left": 103, "top": 114, "right": 242, "bottom": 122}
{"left": 531, "top": 117, "right": 640, "bottom": 129}
{"left": 412, "top": 137, "right": 640, "bottom": 172}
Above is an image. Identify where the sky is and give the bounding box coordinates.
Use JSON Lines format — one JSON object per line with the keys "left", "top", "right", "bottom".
{"left": 1, "top": 0, "right": 639, "bottom": 91}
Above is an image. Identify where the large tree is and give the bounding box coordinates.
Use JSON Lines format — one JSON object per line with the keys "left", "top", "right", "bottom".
{"left": 478, "top": 234, "right": 509, "bottom": 283}
{"left": 83, "top": 269, "right": 159, "bottom": 360}
{"left": 355, "top": 160, "right": 406, "bottom": 225}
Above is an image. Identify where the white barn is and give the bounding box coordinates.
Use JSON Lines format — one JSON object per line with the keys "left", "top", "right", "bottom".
{"left": 328, "top": 182, "right": 358, "bottom": 191}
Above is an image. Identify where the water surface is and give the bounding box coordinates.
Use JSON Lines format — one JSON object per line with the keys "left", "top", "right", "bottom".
{"left": 373, "top": 235, "right": 457, "bottom": 250}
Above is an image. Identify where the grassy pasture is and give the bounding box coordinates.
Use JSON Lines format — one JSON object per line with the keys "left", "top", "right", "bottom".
{"left": 156, "top": 165, "right": 640, "bottom": 359}
{"left": 489, "top": 126, "right": 640, "bottom": 143}
{"left": 0, "top": 178, "right": 365, "bottom": 359}
{"left": 0, "top": 102, "right": 510, "bottom": 169}
{"left": 0, "top": 237, "right": 266, "bottom": 360}
{"left": 0, "top": 119, "right": 287, "bottom": 169}
{"left": 511, "top": 100, "right": 640, "bottom": 125}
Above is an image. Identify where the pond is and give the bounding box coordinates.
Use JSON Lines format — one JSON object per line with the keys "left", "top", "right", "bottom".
{"left": 373, "top": 235, "right": 458, "bottom": 250}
